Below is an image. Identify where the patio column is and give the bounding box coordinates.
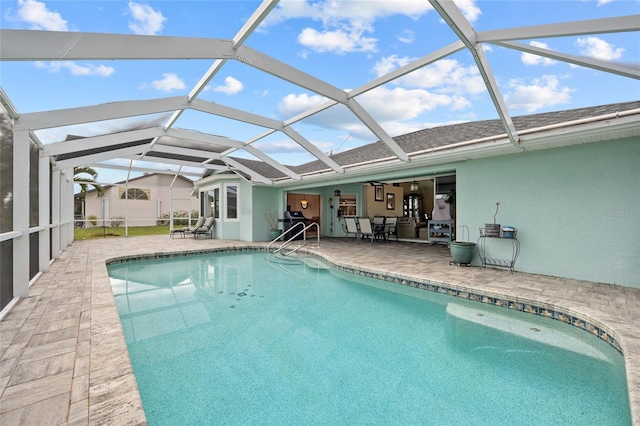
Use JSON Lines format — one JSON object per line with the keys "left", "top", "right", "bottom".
{"left": 51, "top": 169, "right": 61, "bottom": 259}
{"left": 13, "top": 129, "right": 29, "bottom": 298}
{"left": 39, "top": 153, "right": 50, "bottom": 271}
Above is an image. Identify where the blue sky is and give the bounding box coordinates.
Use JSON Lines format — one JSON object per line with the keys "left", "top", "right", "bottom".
{"left": 1, "top": 0, "right": 639, "bottom": 184}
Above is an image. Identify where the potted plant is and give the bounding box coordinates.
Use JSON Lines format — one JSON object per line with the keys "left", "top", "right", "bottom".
{"left": 484, "top": 202, "right": 501, "bottom": 237}
{"left": 449, "top": 224, "right": 476, "bottom": 266}
{"left": 264, "top": 207, "right": 281, "bottom": 239}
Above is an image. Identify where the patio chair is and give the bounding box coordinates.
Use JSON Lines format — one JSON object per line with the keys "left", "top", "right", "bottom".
{"left": 372, "top": 216, "right": 386, "bottom": 240}
{"left": 172, "top": 216, "right": 204, "bottom": 238}
{"left": 192, "top": 217, "right": 215, "bottom": 239}
{"left": 182, "top": 216, "right": 205, "bottom": 233}
{"left": 384, "top": 216, "right": 398, "bottom": 241}
{"left": 344, "top": 217, "right": 359, "bottom": 240}
{"left": 356, "top": 217, "right": 376, "bottom": 243}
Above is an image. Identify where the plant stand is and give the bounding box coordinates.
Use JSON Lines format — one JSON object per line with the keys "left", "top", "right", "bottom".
{"left": 477, "top": 227, "right": 520, "bottom": 272}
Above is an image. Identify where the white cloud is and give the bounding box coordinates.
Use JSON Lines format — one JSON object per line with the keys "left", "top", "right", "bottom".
{"left": 358, "top": 86, "right": 454, "bottom": 122}
{"left": 16, "top": 0, "right": 68, "bottom": 31}
{"left": 521, "top": 41, "right": 557, "bottom": 66}
{"left": 151, "top": 73, "right": 186, "bottom": 92}
{"left": 375, "top": 56, "right": 485, "bottom": 96}
{"left": 397, "top": 29, "right": 414, "bottom": 44}
{"left": 504, "top": 75, "right": 573, "bottom": 112}
{"left": 128, "top": 1, "right": 166, "bottom": 35}
{"left": 298, "top": 26, "right": 377, "bottom": 54}
{"left": 263, "top": 1, "right": 432, "bottom": 54}
{"left": 210, "top": 76, "right": 244, "bottom": 95}
{"left": 277, "top": 93, "right": 328, "bottom": 117}
{"left": 276, "top": 85, "right": 459, "bottom": 141}
{"left": 267, "top": 1, "right": 431, "bottom": 27}
{"left": 454, "top": 0, "right": 482, "bottom": 22}
{"left": 253, "top": 138, "right": 312, "bottom": 154}
{"left": 278, "top": 53, "right": 486, "bottom": 140}
{"left": 372, "top": 54, "right": 414, "bottom": 76}
{"left": 576, "top": 36, "right": 624, "bottom": 61}
{"left": 36, "top": 61, "right": 115, "bottom": 77}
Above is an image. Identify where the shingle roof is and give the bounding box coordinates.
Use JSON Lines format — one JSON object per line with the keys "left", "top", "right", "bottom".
{"left": 281, "top": 100, "right": 640, "bottom": 178}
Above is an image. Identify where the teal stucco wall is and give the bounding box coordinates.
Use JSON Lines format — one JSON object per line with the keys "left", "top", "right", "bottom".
{"left": 457, "top": 137, "right": 639, "bottom": 287}
{"left": 252, "top": 186, "right": 284, "bottom": 241}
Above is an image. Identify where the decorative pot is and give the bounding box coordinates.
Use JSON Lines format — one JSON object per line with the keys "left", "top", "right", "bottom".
{"left": 449, "top": 241, "right": 476, "bottom": 265}
{"left": 269, "top": 229, "right": 282, "bottom": 240}
{"left": 502, "top": 226, "right": 516, "bottom": 238}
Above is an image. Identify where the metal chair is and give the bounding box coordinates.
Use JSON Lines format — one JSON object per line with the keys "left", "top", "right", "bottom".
{"left": 356, "top": 217, "right": 376, "bottom": 243}
{"left": 192, "top": 217, "right": 215, "bottom": 239}
{"left": 344, "top": 217, "right": 359, "bottom": 240}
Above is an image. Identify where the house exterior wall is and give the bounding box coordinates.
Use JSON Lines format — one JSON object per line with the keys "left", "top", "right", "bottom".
{"left": 194, "top": 137, "right": 638, "bottom": 288}
{"left": 457, "top": 136, "right": 639, "bottom": 288}
{"left": 252, "top": 186, "right": 284, "bottom": 241}
{"left": 83, "top": 174, "right": 197, "bottom": 227}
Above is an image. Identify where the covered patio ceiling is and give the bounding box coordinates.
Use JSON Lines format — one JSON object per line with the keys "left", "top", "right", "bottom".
{"left": 1, "top": 0, "right": 638, "bottom": 187}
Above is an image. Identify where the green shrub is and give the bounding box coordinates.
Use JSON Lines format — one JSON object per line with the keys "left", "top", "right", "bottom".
{"left": 88, "top": 215, "right": 97, "bottom": 226}
{"left": 157, "top": 213, "right": 170, "bottom": 226}
{"left": 157, "top": 210, "right": 199, "bottom": 226}
{"left": 110, "top": 216, "right": 124, "bottom": 227}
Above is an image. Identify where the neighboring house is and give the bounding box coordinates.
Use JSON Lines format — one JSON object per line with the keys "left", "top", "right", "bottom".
{"left": 193, "top": 101, "right": 640, "bottom": 288}
{"left": 77, "top": 173, "right": 198, "bottom": 227}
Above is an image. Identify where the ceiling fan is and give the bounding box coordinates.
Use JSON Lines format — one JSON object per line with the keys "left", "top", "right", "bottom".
{"left": 367, "top": 180, "right": 389, "bottom": 186}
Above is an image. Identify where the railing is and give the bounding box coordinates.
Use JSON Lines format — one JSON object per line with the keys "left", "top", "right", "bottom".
{"left": 267, "top": 222, "right": 320, "bottom": 255}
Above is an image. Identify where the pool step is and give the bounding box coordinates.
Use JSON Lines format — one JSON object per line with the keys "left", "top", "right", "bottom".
{"left": 445, "top": 303, "right": 610, "bottom": 362}
{"left": 267, "top": 253, "right": 302, "bottom": 265}
{"left": 298, "top": 256, "right": 330, "bottom": 270}
{"left": 267, "top": 253, "right": 329, "bottom": 270}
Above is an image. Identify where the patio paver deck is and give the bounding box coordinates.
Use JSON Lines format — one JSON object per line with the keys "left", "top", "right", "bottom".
{"left": 1, "top": 235, "right": 638, "bottom": 424}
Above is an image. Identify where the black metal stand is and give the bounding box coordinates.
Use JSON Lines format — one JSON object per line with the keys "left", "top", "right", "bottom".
{"left": 477, "top": 228, "right": 520, "bottom": 272}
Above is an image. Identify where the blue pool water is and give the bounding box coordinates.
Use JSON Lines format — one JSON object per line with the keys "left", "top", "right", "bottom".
{"left": 108, "top": 251, "right": 631, "bottom": 425}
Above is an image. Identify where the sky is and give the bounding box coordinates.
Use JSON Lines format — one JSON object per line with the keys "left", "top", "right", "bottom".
{"left": 1, "top": 0, "right": 639, "bottom": 185}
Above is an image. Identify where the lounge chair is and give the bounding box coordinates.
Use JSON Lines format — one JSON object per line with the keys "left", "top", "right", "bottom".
{"left": 356, "top": 217, "right": 376, "bottom": 243}
{"left": 344, "top": 217, "right": 359, "bottom": 240}
{"left": 171, "top": 216, "right": 204, "bottom": 238}
{"left": 182, "top": 216, "right": 205, "bottom": 233}
{"left": 192, "top": 217, "right": 215, "bottom": 239}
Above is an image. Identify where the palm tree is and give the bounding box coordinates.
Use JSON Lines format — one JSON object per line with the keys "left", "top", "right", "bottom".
{"left": 74, "top": 166, "right": 104, "bottom": 197}
{"left": 74, "top": 166, "right": 104, "bottom": 227}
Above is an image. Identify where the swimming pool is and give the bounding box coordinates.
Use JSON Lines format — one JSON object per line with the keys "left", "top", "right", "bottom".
{"left": 108, "top": 250, "right": 631, "bottom": 425}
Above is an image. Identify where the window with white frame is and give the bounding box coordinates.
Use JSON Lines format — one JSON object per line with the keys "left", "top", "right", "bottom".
{"left": 119, "top": 187, "right": 149, "bottom": 200}
{"left": 213, "top": 187, "right": 220, "bottom": 219}
{"left": 225, "top": 184, "right": 238, "bottom": 221}
{"left": 200, "top": 186, "right": 220, "bottom": 219}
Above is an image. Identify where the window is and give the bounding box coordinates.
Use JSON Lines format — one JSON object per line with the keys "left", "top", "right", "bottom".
{"left": 200, "top": 187, "right": 220, "bottom": 219}
{"left": 225, "top": 184, "right": 238, "bottom": 220}
{"left": 213, "top": 187, "right": 220, "bottom": 219}
{"left": 102, "top": 198, "right": 110, "bottom": 224}
{"left": 338, "top": 194, "right": 357, "bottom": 217}
{"left": 120, "top": 188, "right": 149, "bottom": 200}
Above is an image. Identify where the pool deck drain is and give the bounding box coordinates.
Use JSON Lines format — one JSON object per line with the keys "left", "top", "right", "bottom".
{"left": 0, "top": 235, "right": 638, "bottom": 425}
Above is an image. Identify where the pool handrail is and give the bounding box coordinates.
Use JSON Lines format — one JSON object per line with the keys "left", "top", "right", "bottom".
{"left": 268, "top": 222, "right": 319, "bottom": 255}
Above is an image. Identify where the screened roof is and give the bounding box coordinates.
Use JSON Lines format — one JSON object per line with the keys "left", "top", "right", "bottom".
{"left": 1, "top": 0, "right": 638, "bottom": 186}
